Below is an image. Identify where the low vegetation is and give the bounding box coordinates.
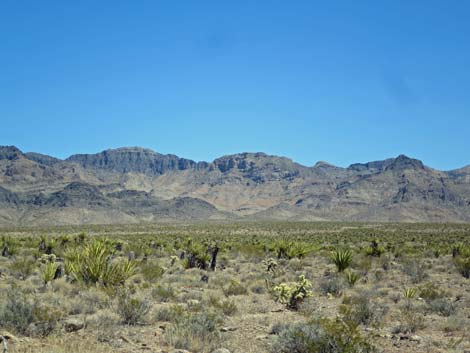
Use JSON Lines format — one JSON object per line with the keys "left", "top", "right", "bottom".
{"left": 0, "top": 222, "right": 468, "bottom": 353}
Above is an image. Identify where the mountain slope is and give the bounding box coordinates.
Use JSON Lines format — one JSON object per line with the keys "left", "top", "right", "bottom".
{"left": 1, "top": 145, "right": 469, "bottom": 225}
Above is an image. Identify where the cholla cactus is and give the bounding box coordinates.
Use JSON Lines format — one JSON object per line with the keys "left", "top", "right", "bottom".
{"left": 273, "top": 274, "right": 313, "bottom": 310}
{"left": 170, "top": 255, "right": 178, "bottom": 266}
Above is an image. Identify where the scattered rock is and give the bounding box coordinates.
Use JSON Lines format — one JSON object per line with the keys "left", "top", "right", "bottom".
{"left": 128, "top": 251, "right": 136, "bottom": 260}
{"left": 0, "top": 331, "right": 17, "bottom": 342}
{"left": 410, "top": 335, "right": 422, "bottom": 343}
{"left": 220, "top": 327, "right": 237, "bottom": 332}
{"left": 187, "top": 299, "right": 200, "bottom": 308}
{"left": 63, "top": 317, "right": 85, "bottom": 332}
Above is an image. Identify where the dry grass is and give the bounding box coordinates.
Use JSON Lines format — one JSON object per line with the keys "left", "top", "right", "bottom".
{"left": 0, "top": 222, "right": 469, "bottom": 353}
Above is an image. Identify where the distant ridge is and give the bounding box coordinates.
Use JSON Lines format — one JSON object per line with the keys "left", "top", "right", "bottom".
{"left": 1, "top": 145, "right": 469, "bottom": 225}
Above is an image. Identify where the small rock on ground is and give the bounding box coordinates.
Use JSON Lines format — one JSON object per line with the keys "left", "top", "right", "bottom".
{"left": 212, "top": 349, "right": 231, "bottom": 353}
{"left": 63, "top": 318, "right": 85, "bottom": 332}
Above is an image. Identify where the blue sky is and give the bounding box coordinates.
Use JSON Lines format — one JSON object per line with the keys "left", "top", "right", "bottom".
{"left": 1, "top": 1, "right": 469, "bottom": 170}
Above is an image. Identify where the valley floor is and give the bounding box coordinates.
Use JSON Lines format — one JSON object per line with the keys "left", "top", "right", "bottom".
{"left": 1, "top": 222, "right": 469, "bottom": 353}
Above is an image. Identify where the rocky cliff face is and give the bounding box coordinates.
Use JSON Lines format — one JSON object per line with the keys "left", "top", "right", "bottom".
{"left": 1, "top": 145, "right": 469, "bottom": 225}
{"left": 66, "top": 147, "right": 206, "bottom": 175}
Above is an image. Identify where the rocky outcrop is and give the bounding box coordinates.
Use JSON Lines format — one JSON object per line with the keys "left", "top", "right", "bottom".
{"left": 1, "top": 145, "right": 470, "bottom": 224}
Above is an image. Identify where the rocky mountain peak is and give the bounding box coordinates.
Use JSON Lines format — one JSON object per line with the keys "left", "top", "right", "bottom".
{"left": 0, "top": 146, "right": 23, "bottom": 161}
{"left": 66, "top": 147, "right": 199, "bottom": 175}
{"left": 385, "top": 154, "right": 425, "bottom": 171}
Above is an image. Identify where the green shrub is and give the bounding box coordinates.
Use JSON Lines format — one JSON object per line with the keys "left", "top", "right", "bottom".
{"left": 402, "top": 258, "right": 428, "bottom": 283}
{"left": 151, "top": 284, "right": 177, "bottom": 302}
{"left": 319, "top": 275, "right": 346, "bottom": 297}
{"left": 344, "top": 269, "right": 360, "bottom": 287}
{"left": 164, "top": 312, "right": 221, "bottom": 352}
{"left": 0, "top": 288, "right": 35, "bottom": 335}
{"left": 117, "top": 289, "right": 151, "bottom": 325}
{"left": 41, "top": 261, "right": 59, "bottom": 284}
{"left": 428, "top": 298, "right": 456, "bottom": 317}
{"left": 208, "top": 296, "right": 238, "bottom": 316}
{"left": 332, "top": 249, "right": 353, "bottom": 272}
{"left": 394, "top": 308, "right": 425, "bottom": 334}
{"left": 139, "top": 261, "right": 165, "bottom": 281}
{"left": 418, "top": 282, "right": 446, "bottom": 303}
{"left": 65, "top": 239, "right": 136, "bottom": 286}
{"left": 403, "top": 287, "right": 417, "bottom": 299}
{"left": 270, "top": 318, "right": 377, "bottom": 353}
{"left": 454, "top": 247, "right": 470, "bottom": 278}
{"left": 340, "top": 292, "right": 389, "bottom": 327}
{"left": 275, "top": 240, "right": 312, "bottom": 259}
{"left": 273, "top": 275, "right": 313, "bottom": 310}
{"left": 364, "top": 240, "right": 385, "bottom": 257}
{"left": 9, "top": 256, "right": 36, "bottom": 279}
{"left": 223, "top": 279, "right": 248, "bottom": 296}
{"left": 181, "top": 240, "right": 211, "bottom": 270}
{"left": 155, "top": 305, "right": 186, "bottom": 322}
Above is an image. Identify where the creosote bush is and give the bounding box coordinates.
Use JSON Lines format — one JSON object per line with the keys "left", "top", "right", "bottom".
{"left": 164, "top": 311, "right": 221, "bottom": 353}
{"left": 117, "top": 288, "right": 151, "bottom": 325}
{"left": 223, "top": 279, "right": 248, "bottom": 296}
{"left": 340, "top": 292, "right": 389, "bottom": 327}
{"left": 271, "top": 318, "right": 377, "bottom": 353}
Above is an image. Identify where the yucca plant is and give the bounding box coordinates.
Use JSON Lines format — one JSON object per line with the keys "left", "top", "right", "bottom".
{"left": 275, "top": 240, "right": 312, "bottom": 260}
{"left": 403, "top": 287, "right": 417, "bottom": 299}
{"left": 344, "top": 269, "right": 360, "bottom": 287}
{"left": 332, "top": 248, "right": 353, "bottom": 272}
{"left": 65, "top": 239, "right": 136, "bottom": 286}
{"left": 41, "top": 262, "right": 59, "bottom": 284}
{"left": 454, "top": 247, "right": 470, "bottom": 278}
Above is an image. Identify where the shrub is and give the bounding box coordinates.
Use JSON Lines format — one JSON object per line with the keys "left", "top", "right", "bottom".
{"left": 394, "top": 309, "right": 425, "bottom": 334}
{"left": 332, "top": 249, "right": 353, "bottom": 272}
{"left": 181, "top": 240, "right": 211, "bottom": 270}
{"left": 344, "top": 269, "right": 360, "bottom": 287}
{"left": 208, "top": 296, "right": 238, "bottom": 316}
{"left": 275, "top": 240, "right": 312, "bottom": 260}
{"left": 418, "top": 282, "right": 446, "bottom": 303}
{"left": 9, "top": 256, "right": 36, "bottom": 279}
{"left": 454, "top": 246, "right": 470, "bottom": 278}
{"left": 428, "top": 298, "right": 456, "bottom": 317}
{"left": 151, "top": 284, "right": 177, "bottom": 302}
{"left": 0, "top": 288, "right": 35, "bottom": 335}
{"left": 140, "top": 261, "right": 165, "bottom": 281}
{"left": 270, "top": 318, "right": 377, "bottom": 353}
{"left": 273, "top": 275, "right": 313, "bottom": 310}
{"left": 340, "top": 293, "right": 389, "bottom": 327}
{"left": 117, "top": 289, "right": 151, "bottom": 325}
{"left": 41, "top": 261, "right": 59, "bottom": 284}
{"left": 223, "top": 279, "right": 248, "bottom": 296}
{"left": 319, "top": 275, "right": 346, "bottom": 297}
{"left": 364, "top": 240, "right": 385, "bottom": 257}
{"left": 164, "top": 312, "right": 221, "bottom": 352}
{"left": 403, "top": 287, "right": 417, "bottom": 299}
{"left": 402, "top": 258, "right": 428, "bottom": 283}
{"left": 65, "top": 239, "right": 137, "bottom": 286}
{"left": 155, "top": 305, "right": 186, "bottom": 322}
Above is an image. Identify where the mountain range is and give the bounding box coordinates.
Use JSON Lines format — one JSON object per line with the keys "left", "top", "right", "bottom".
{"left": 1, "top": 145, "right": 469, "bottom": 225}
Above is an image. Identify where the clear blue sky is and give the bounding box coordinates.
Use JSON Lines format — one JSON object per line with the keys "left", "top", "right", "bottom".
{"left": 1, "top": 1, "right": 469, "bottom": 170}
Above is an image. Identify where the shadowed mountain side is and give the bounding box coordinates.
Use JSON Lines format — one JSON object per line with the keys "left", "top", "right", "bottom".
{"left": 1, "top": 145, "right": 469, "bottom": 224}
